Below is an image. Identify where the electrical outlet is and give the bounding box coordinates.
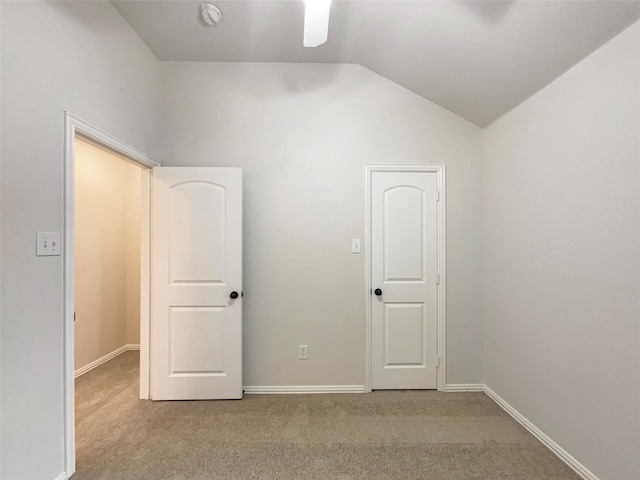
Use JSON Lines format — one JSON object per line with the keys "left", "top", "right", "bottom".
{"left": 298, "top": 344, "right": 309, "bottom": 360}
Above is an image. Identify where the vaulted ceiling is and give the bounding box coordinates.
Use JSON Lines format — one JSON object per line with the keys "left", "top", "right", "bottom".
{"left": 112, "top": 0, "right": 640, "bottom": 126}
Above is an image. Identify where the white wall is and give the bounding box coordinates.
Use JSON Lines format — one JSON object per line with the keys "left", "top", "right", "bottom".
{"left": 0, "top": 2, "right": 160, "bottom": 479}
{"left": 161, "top": 62, "right": 483, "bottom": 387}
{"left": 482, "top": 21, "right": 640, "bottom": 480}
{"left": 74, "top": 139, "right": 141, "bottom": 371}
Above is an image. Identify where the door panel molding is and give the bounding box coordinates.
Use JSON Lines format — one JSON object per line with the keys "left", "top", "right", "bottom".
{"left": 365, "top": 164, "right": 446, "bottom": 392}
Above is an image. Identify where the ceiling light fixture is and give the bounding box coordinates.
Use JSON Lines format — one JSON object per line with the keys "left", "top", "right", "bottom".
{"left": 303, "top": 0, "right": 331, "bottom": 47}
{"left": 200, "top": 2, "right": 222, "bottom": 27}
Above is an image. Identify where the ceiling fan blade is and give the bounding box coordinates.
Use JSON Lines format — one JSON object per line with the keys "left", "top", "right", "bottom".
{"left": 303, "top": 0, "right": 331, "bottom": 48}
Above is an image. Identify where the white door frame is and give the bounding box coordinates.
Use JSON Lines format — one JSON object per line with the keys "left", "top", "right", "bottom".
{"left": 364, "top": 164, "right": 446, "bottom": 392}
{"left": 63, "top": 112, "right": 160, "bottom": 478}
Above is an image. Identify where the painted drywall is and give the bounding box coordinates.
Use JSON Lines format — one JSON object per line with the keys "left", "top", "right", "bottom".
{"left": 160, "top": 62, "right": 483, "bottom": 387}
{"left": 0, "top": 2, "right": 160, "bottom": 479}
{"left": 125, "top": 152, "right": 142, "bottom": 346}
{"left": 483, "top": 21, "right": 640, "bottom": 480}
{"left": 74, "top": 139, "right": 141, "bottom": 371}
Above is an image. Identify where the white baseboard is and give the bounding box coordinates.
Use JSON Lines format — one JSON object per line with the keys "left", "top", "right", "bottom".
{"left": 74, "top": 344, "right": 140, "bottom": 378}
{"left": 483, "top": 385, "right": 599, "bottom": 480}
{"left": 243, "top": 385, "right": 366, "bottom": 394}
{"left": 444, "top": 383, "right": 484, "bottom": 392}
{"left": 53, "top": 473, "right": 67, "bottom": 480}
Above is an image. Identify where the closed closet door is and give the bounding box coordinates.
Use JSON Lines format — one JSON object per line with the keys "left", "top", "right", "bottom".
{"left": 370, "top": 170, "right": 438, "bottom": 389}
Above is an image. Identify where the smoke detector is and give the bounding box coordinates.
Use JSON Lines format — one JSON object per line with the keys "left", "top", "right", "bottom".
{"left": 201, "top": 3, "right": 222, "bottom": 26}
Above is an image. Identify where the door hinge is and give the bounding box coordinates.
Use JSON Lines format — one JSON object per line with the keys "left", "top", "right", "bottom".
{"left": 436, "top": 357, "right": 440, "bottom": 369}
{"left": 436, "top": 273, "right": 440, "bottom": 285}
{"left": 74, "top": 312, "right": 76, "bottom": 322}
{"left": 437, "top": 190, "right": 441, "bottom": 202}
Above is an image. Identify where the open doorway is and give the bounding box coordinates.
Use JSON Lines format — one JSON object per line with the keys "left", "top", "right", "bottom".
{"left": 73, "top": 137, "right": 143, "bottom": 468}
{"left": 63, "top": 113, "right": 159, "bottom": 477}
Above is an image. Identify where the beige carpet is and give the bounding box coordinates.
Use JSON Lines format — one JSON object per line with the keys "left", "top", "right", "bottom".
{"left": 74, "top": 352, "right": 580, "bottom": 479}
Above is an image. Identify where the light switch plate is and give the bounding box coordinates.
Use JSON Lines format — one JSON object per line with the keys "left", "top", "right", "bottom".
{"left": 37, "top": 232, "right": 61, "bottom": 256}
{"left": 351, "top": 239, "right": 361, "bottom": 254}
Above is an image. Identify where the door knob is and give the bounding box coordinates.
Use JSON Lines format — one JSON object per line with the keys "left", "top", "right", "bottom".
{"left": 374, "top": 288, "right": 382, "bottom": 296}
{"left": 230, "top": 291, "right": 239, "bottom": 299}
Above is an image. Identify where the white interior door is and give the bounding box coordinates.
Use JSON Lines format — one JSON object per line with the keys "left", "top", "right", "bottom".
{"left": 151, "top": 167, "right": 242, "bottom": 400}
{"left": 371, "top": 170, "right": 438, "bottom": 389}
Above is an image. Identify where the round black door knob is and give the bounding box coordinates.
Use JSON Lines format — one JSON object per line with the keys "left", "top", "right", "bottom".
{"left": 230, "top": 291, "right": 239, "bottom": 299}
{"left": 374, "top": 288, "right": 382, "bottom": 296}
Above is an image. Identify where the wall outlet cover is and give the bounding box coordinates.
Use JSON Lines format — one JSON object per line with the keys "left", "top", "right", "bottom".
{"left": 298, "top": 344, "right": 309, "bottom": 360}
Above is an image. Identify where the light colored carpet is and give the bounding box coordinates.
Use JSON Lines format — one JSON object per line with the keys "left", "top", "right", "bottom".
{"left": 74, "top": 351, "right": 580, "bottom": 479}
